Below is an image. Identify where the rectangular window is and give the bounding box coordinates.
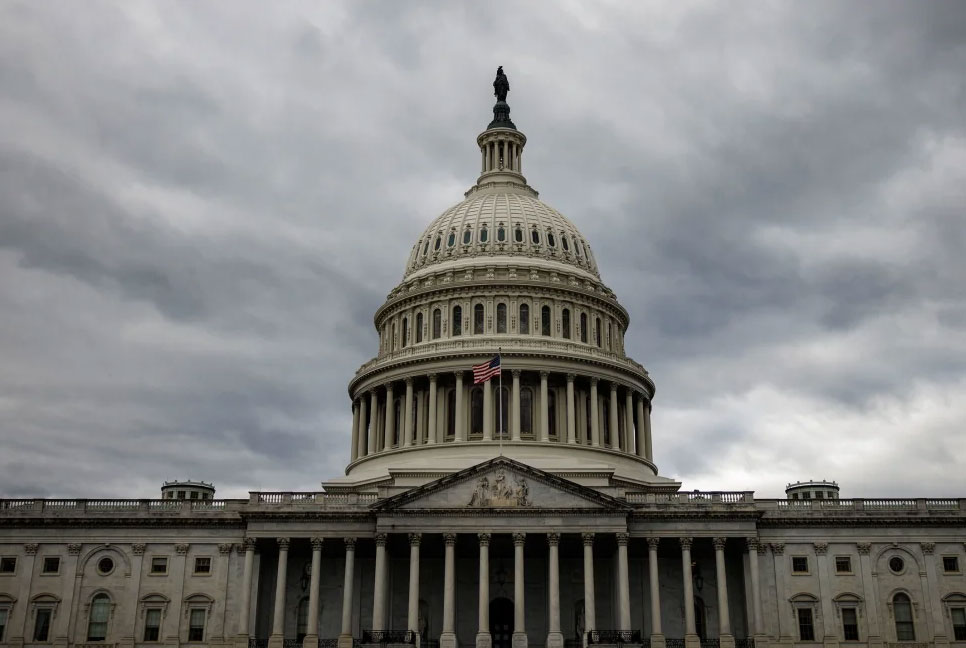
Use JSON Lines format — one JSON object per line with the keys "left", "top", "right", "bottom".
{"left": 150, "top": 557, "right": 168, "bottom": 574}
{"left": 952, "top": 608, "right": 966, "bottom": 641}
{"left": 34, "top": 608, "right": 52, "bottom": 642}
{"left": 842, "top": 608, "right": 859, "bottom": 641}
{"left": 193, "top": 557, "right": 211, "bottom": 574}
{"left": 0, "top": 557, "right": 15, "bottom": 573}
{"left": 797, "top": 608, "right": 815, "bottom": 641}
{"left": 835, "top": 556, "right": 852, "bottom": 573}
{"left": 792, "top": 556, "right": 809, "bottom": 573}
{"left": 943, "top": 556, "right": 960, "bottom": 573}
{"left": 144, "top": 609, "right": 161, "bottom": 642}
{"left": 188, "top": 609, "right": 206, "bottom": 642}
{"left": 42, "top": 557, "right": 60, "bottom": 574}
{"left": 0, "top": 608, "right": 8, "bottom": 642}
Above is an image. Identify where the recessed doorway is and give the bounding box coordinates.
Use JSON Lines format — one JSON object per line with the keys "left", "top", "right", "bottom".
{"left": 490, "top": 597, "right": 513, "bottom": 648}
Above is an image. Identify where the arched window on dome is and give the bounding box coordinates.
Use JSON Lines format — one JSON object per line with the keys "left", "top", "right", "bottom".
{"left": 515, "top": 226, "right": 524, "bottom": 243}
{"left": 575, "top": 239, "right": 582, "bottom": 256}
{"left": 547, "top": 231, "right": 556, "bottom": 248}
{"left": 499, "top": 386, "right": 509, "bottom": 437}
{"left": 531, "top": 229, "right": 540, "bottom": 245}
{"left": 423, "top": 239, "right": 430, "bottom": 256}
{"left": 497, "top": 224, "right": 506, "bottom": 242}
{"left": 87, "top": 593, "right": 111, "bottom": 641}
{"left": 447, "top": 231, "right": 456, "bottom": 247}
{"left": 595, "top": 317, "right": 602, "bottom": 347}
{"left": 893, "top": 593, "right": 915, "bottom": 640}
{"left": 541, "top": 306, "right": 552, "bottom": 336}
{"left": 547, "top": 390, "right": 557, "bottom": 439}
{"left": 470, "top": 388, "right": 483, "bottom": 436}
{"left": 607, "top": 322, "right": 612, "bottom": 350}
{"left": 432, "top": 309, "right": 442, "bottom": 339}
{"left": 520, "top": 387, "right": 533, "bottom": 436}
{"left": 462, "top": 229, "right": 472, "bottom": 245}
{"left": 391, "top": 322, "right": 397, "bottom": 350}
{"left": 562, "top": 308, "right": 571, "bottom": 339}
{"left": 519, "top": 304, "right": 530, "bottom": 334}
{"left": 401, "top": 317, "right": 408, "bottom": 348}
{"left": 561, "top": 234, "right": 570, "bottom": 252}
{"left": 446, "top": 390, "right": 456, "bottom": 438}
{"left": 452, "top": 306, "right": 462, "bottom": 336}
{"left": 480, "top": 226, "right": 489, "bottom": 243}
{"left": 415, "top": 312, "right": 423, "bottom": 343}
{"left": 580, "top": 313, "right": 588, "bottom": 343}
{"left": 474, "top": 304, "right": 485, "bottom": 334}
{"left": 496, "top": 303, "right": 507, "bottom": 333}
{"left": 434, "top": 235, "right": 441, "bottom": 252}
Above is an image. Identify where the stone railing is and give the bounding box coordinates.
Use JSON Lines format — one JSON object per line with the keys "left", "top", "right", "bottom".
{"left": 248, "top": 492, "right": 380, "bottom": 507}
{"left": 0, "top": 499, "right": 245, "bottom": 514}
{"left": 759, "top": 498, "right": 966, "bottom": 513}
{"left": 626, "top": 492, "right": 756, "bottom": 505}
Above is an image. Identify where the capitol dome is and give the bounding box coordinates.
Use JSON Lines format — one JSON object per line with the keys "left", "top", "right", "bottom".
{"left": 332, "top": 72, "right": 674, "bottom": 494}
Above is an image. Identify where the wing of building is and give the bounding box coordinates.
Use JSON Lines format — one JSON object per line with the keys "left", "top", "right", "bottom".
{"left": 2, "top": 70, "right": 965, "bottom": 648}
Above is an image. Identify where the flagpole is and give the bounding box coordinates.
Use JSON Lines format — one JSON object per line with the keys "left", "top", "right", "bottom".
{"left": 498, "top": 347, "right": 503, "bottom": 456}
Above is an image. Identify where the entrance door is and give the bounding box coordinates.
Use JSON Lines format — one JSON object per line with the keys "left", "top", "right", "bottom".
{"left": 490, "top": 597, "right": 514, "bottom": 648}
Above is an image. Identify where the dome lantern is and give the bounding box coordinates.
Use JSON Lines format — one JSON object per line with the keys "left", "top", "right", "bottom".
{"left": 472, "top": 67, "right": 531, "bottom": 196}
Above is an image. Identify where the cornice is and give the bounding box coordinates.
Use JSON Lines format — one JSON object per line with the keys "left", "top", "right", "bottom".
{"left": 756, "top": 515, "right": 966, "bottom": 528}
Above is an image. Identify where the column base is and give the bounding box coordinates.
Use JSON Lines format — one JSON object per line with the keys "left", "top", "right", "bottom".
{"left": 546, "top": 632, "right": 564, "bottom": 648}
{"left": 338, "top": 634, "right": 355, "bottom": 648}
{"left": 512, "top": 632, "right": 528, "bottom": 648}
{"left": 440, "top": 632, "right": 458, "bottom": 648}
{"left": 822, "top": 638, "right": 839, "bottom": 648}
{"left": 935, "top": 637, "right": 951, "bottom": 648}
{"left": 234, "top": 634, "right": 251, "bottom": 648}
{"left": 685, "top": 634, "right": 701, "bottom": 648}
{"left": 719, "top": 634, "right": 735, "bottom": 648}
{"left": 476, "top": 632, "right": 493, "bottom": 648}
{"left": 866, "top": 636, "right": 883, "bottom": 648}
{"left": 649, "top": 635, "right": 666, "bottom": 648}
{"left": 752, "top": 634, "right": 768, "bottom": 648}
{"left": 268, "top": 634, "right": 285, "bottom": 648}
{"left": 303, "top": 635, "right": 319, "bottom": 648}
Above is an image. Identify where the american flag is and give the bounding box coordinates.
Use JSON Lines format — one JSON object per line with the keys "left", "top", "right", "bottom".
{"left": 472, "top": 355, "right": 502, "bottom": 384}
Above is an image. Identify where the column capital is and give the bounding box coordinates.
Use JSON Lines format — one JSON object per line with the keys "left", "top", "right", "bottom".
{"left": 276, "top": 538, "right": 290, "bottom": 550}
{"left": 745, "top": 537, "right": 759, "bottom": 552}
{"left": 443, "top": 533, "right": 457, "bottom": 546}
{"left": 428, "top": 373, "right": 438, "bottom": 382}
{"left": 243, "top": 537, "right": 257, "bottom": 551}
{"left": 712, "top": 537, "right": 727, "bottom": 551}
{"left": 646, "top": 537, "right": 660, "bottom": 551}
{"left": 218, "top": 543, "right": 232, "bottom": 555}
{"left": 175, "top": 543, "right": 190, "bottom": 555}
{"left": 616, "top": 532, "right": 630, "bottom": 546}
{"left": 22, "top": 542, "right": 38, "bottom": 555}
{"left": 478, "top": 532, "right": 491, "bottom": 546}
{"left": 454, "top": 370, "right": 465, "bottom": 380}
{"left": 409, "top": 533, "right": 422, "bottom": 547}
{"left": 771, "top": 542, "right": 785, "bottom": 555}
{"left": 385, "top": 382, "right": 395, "bottom": 393}
{"left": 512, "top": 533, "right": 526, "bottom": 546}
{"left": 590, "top": 376, "right": 599, "bottom": 386}
{"left": 540, "top": 370, "right": 550, "bottom": 379}
{"left": 581, "top": 532, "right": 595, "bottom": 546}
{"left": 679, "top": 537, "right": 693, "bottom": 550}
{"left": 566, "top": 373, "right": 576, "bottom": 382}
{"left": 921, "top": 542, "right": 935, "bottom": 555}
{"left": 547, "top": 532, "right": 560, "bottom": 546}
{"left": 311, "top": 537, "right": 324, "bottom": 551}
{"left": 813, "top": 542, "right": 829, "bottom": 555}
{"left": 610, "top": 382, "right": 618, "bottom": 393}
{"left": 404, "top": 376, "right": 414, "bottom": 386}
{"left": 511, "top": 369, "right": 521, "bottom": 378}
{"left": 375, "top": 533, "right": 388, "bottom": 547}
{"left": 344, "top": 537, "right": 357, "bottom": 550}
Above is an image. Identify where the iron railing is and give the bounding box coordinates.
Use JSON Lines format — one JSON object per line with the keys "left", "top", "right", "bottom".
{"left": 734, "top": 639, "right": 755, "bottom": 648}
{"left": 700, "top": 640, "right": 720, "bottom": 648}
{"left": 664, "top": 639, "right": 685, "bottom": 648}
{"left": 249, "top": 639, "right": 268, "bottom": 648}
{"left": 361, "top": 631, "right": 415, "bottom": 645}
{"left": 588, "top": 630, "right": 642, "bottom": 645}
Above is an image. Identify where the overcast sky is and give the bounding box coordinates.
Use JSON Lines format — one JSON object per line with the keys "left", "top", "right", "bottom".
{"left": 1, "top": 1, "right": 964, "bottom": 499}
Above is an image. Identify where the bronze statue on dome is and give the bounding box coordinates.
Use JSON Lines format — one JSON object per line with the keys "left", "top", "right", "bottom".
{"left": 494, "top": 66, "right": 509, "bottom": 102}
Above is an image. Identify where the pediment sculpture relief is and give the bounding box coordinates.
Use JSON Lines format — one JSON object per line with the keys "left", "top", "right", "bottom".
{"left": 468, "top": 470, "right": 531, "bottom": 507}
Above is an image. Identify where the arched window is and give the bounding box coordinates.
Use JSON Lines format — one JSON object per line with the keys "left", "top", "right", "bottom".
{"left": 541, "top": 306, "right": 552, "bottom": 336}
{"left": 497, "top": 303, "right": 507, "bottom": 333}
{"left": 515, "top": 226, "right": 524, "bottom": 243}
{"left": 531, "top": 229, "right": 540, "bottom": 245}
{"left": 562, "top": 308, "right": 571, "bottom": 339}
{"left": 595, "top": 317, "right": 602, "bottom": 347}
{"left": 519, "top": 304, "right": 530, "bottom": 334}
{"left": 520, "top": 387, "right": 533, "bottom": 435}
{"left": 607, "top": 322, "right": 612, "bottom": 349}
{"left": 499, "top": 387, "right": 509, "bottom": 437}
{"left": 463, "top": 229, "right": 472, "bottom": 245}
{"left": 480, "top": 227, "right": 489, "bottom": 243}
{"left": 87, "top": 594, "right": 111, "bottom": 641}
{"left": 401, "top": 317, "right": 408, "bottom": 347}
{"left": 415, "top": 312, "right": 423, "bottom": 343}
{"left": 547, "top": 391, "right": 557, "bottom": 438}
{"left": 580, "top": 313, "right": 588, "bottom": 343}
{"left": 470, "top": 388, "right": 484, "bottom": 436}
{"left": 391, "top": 322, "right": 397, "bottom": 350}
{"left": 447, "top": 231, "right": 456, "bottom": 247}
{"left": 434, "top": 235, "right": 441, "bottom": 251}
{"left": 893, "top": 593, "right": 915, "bottom": 640}
{"left": 547, "top": 231, "right": 556, "bottom": 248}
{"left": 474, "top": 304, "right": 485, "bottom": 334}
{"left": 296, "top": 598, "right": 310, "bottom": 642}
{"left": 561, "top": 234, "right": 570, "bottom": 251}
{"left": 432, "top": 309, "right": 442, "bottom": 339}
{"left": 452, "top": 306, "right": 462, "bottom": 336}
{"left": 423, "top": 239, "right": 430, "bottom": 255}
{"left": 497, "top": 225, "right": 506, "bottom": 242}
{"left": 446, "top": 390, "right": 456, "bottom": 437}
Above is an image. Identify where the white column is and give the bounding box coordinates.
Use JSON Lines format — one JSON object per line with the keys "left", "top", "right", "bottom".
{"left": 358, "top": 397, "right": 369, "bottom": 458}
{"left": 647, "top": 538, "right": 663, "bottom": 639}
{"left": 746, "top": 539, "right": 763, "bottom": 637}
{"left": 427, "top": 374, "right": 438, "bottom": 444}
{"left": 351, "top": 402, "right": 360, "bottom": 461}
{"left": 582, "top": 533, "right": 596, "bottom": 639}
{"left": 304, "top": 538, "right": 323, "bottom": 648}
{"left": 404, "top": 378, "right": 414, "bottom": 447}
{"left": 238, "top": 538, "right": 256, "bottom": 636}
{"left": 713, "top": 538, "right": 734, "bottom": 647}
{"left": 441, "top": 534, "right": 458, "bottom": 648}
{"left": 384, "top": 384, "right": 395, "bottom": 449}
{"left": 644, "top": 401, "right": 653, "bottom": 460}
{"left": 589, "top": 378, "right": 600, "bottom": 447}
{"left": 635, "top": 396, "right": 647, "bottom": 459}
{"left": 269, "top": 538, "right": 289, "bottom": 648}
{"left": 511, "top": 370, "right": 521, "bottom": 441}
{"left": 624, "top": 390, "right": 634, "bottom": 454}
{"left": 477, "top": 534, "right": 491, "bottom": 648}
{"left": 372, "top": 533, "right": 388, "bottom": 632}
{"left": 408, "top": 534, "right": 421, "bottom": 635}
{"left": 483, "top": 376, "right": 493, "bottom": 441}
{"left": 547, "top": 533, "right": 563, "bottom": 648}
{"left": 617, "top": 533, "right": 631, "bottom": 632}
{"left": 681, "top": 538, "right": 698, "bottom": 648}
{"left": 338, "top": 538, "right": 356, "bottom": 648}
{"left": 513, "top": 533, "right": 527, "bottom": 648}
{"left": 609, "top": 384, "right": 620, "bottom": 450}
{"left": 455, "top": 372, "right": 466, "bottom": 442}
{"left": 369, "top": 390, "right": 379, "bottom": 452}
{"left": 540, "top": 371, "right": 550, "bottom": 441}
{"left": 566, "top": 374, "right": 577, "bottom": 444}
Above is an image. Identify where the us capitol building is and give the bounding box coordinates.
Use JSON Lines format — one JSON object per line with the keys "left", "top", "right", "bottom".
{"left": 1, "top": 69, "right": 965, "bottom": 648}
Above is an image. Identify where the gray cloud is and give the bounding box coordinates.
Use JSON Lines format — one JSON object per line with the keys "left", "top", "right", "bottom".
{"left": 0, "top": 1, "right": 964, "bottom": 500}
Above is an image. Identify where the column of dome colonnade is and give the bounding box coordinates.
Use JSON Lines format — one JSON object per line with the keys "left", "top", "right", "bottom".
{"left": 235, "top": 534, "right": 761, "bottom": 648}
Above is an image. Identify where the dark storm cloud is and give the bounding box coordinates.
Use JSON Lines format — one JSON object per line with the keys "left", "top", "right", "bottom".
{"left": 0, "top": 1, "right": 963, "bottom": 499}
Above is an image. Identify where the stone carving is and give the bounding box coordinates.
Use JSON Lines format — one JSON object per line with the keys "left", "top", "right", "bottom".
{"left": 646, "top": 537, "right": 660, "bottom": 551}
{"left": 921, "top": 542, "right": 935, "bottom": 555}
{"left": 24, "top": 543, "right": 38, "bottom": 555}
{"left": 494, "top": 66, "right": 509, "bottom": 102}
{"left": 175, "top": 543, "right": 189, "bottom": 555}
{"left": 67, "top": 543, "right": 82, "bottom": 555}
{"left": 814, "top": 542, "right": 829, "bottom": 555}
{"left": 217, "top": 543, "right": 232, "bottom": 555}
{"left": 856, "top": 542, "right": 871, "bottom": 555}
{"left": 468, "top": 470, "right": 530, "bottom": 507}
{"left": 131, "top": 543, "right": 146, "bottom": 556}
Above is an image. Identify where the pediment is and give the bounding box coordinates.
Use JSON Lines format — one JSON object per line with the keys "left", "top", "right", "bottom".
{"left": 372, "top": 457, "right": 630, "bottom": 512}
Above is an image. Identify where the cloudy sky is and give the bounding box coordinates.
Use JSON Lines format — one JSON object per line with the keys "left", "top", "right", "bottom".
{"left": 1, "top": 1, "right": 964, "bottom": 499}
